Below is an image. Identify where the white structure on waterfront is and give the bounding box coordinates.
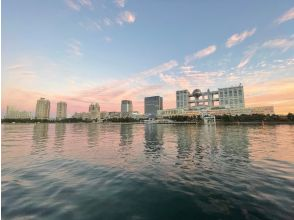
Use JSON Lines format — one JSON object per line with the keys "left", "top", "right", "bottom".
{"left": 158, "top": 106, "right": 274, "bottom": 118}
{"left": 218, "top": 85, "right": 245, "bottom": 109}
{"left": 5, "top": 106, "right": 32, "bottom": 119}
{"left": 177, "top": 84, "right": 245, "bottom": 110}
{"left": 176, "top": 90, "right": 190, "bottom": 109}
{"left": 73, "top": 102, "right": 100, "bottom": 121}
{"left": 121, "top": 100, "right": 133, "bottom": 113}
{"left": 35, "top": 98, "right": 50, "bottom": 120}
{"left": 56, "top": 102, "right": 67, "bottom": 120}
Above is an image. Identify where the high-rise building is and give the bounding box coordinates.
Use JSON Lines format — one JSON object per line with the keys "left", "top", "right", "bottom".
{"left": 89, "top": 103, "right": 100, "bottom": 120}
{"left": 121, "top": 100, "right": 133, "bottom": 113}
{"left": 5, "top": 106, "right": 32, "bottom": 119}
{"left": 35, "top": 98, "right": 50, "bottom": 120}
{"left": 56, "top": 102, "right": 67, "bottom": 120}
{"left": 218, "top": 85, "right": 245, "bottom": 109}
{"left": 176, "top": 90, "right": 190, "bottom": 109}
{"left": 144, "top": 96, "right": 163, "bottom": 117}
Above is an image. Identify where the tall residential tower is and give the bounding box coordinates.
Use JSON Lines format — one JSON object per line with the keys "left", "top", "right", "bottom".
{"left": 35, "top": 98, "right": 50, "bottom": 120}
{"left": 56, "top": 102, "right": 67, "bottom": 120}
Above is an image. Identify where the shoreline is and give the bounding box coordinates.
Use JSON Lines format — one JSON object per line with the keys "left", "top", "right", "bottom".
{"left": 2, "top": 121, "right": 294, "bottom": 125}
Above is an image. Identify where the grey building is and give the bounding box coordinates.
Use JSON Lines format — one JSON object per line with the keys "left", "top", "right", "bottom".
{"left": 121, "top": 100, "right": 133, "bottom": 113}
{"left": 144, "top": 96, "right": 163, "bottom": 117}
{"left": 176, "top": 90, "right": 190, "bottom": 109}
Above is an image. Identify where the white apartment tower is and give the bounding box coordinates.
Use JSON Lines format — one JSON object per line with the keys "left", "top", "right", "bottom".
{"left": 176, "top": 90, "right": 190, "bottom": 109}
{"left": 89, "top": 103, "right": 100, "bottom": 120}
{"left": 56, "top": 102, "right": 67, "bottom": 120}
{"left": 35, "top": 98, "right": 50, "bottom": 120}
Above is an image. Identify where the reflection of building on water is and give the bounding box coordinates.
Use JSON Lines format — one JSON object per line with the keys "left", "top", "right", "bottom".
{"left": 144, "top": 124, "right": 164, "bottom": 158}
{"left": 176, "top": 125, "right": 193, "bottom": 161}
{"left": 87, "top": 123, "right": 100, "bottom": 147}
{"left": 218, "top": 126, "right": 250, "bottom": 160}
{"left": 32, "top": 123, "right": 49, "bottom": 153}
{"left": 55, "top": 123, "right": 66, "bottom": 150}
{"left": 120, "top": 124, "right": 133, "bottom": 146}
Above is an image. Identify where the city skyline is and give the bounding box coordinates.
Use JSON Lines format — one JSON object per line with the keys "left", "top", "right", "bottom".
{"left": 2, "top": 1, "right": 294, "bottom": 117}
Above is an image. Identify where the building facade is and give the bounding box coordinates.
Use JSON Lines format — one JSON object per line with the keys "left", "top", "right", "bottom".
{"left": 35, "top": 98, "right": 50, "bottom": 120}
{"left": 218, "top": 85, "right": 245, "bottom": 109}
{"left": 144, "top": 96, "right": 163, "bottom": 117}
{"left": 56, "top": 102, "right": 67, "bottom": 120}
{"left": 121, "top": 100, "right": 133, "bottom": 113}
{"left": 176, "top": 90, "right": 190, "bottom": 109}
{"left": 89, "top": 103, "right": 100, "bottom": 120}
{"left": 5, "top": 106, "right": 32, "bottom": 119}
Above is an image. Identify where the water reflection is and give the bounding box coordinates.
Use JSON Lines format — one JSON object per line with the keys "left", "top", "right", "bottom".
{"left": 87, "top": 123, "right": 100, "bottom": 148}
{"left": 120, "top": 124, "right": 133, "bottom": 146}
{"left": 175, "top": 125, "right": 193, "bottom": 161}
{"left": 55, "top": 123, "right": 66, "bottom": 152}
{"left": 31, "top": 123, "right": 48, "bottom": 154}
{"left": 144, "top": 124, "right": 164, "bottom": 159}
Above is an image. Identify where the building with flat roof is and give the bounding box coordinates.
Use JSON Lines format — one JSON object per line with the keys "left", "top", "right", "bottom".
{"left": 176, "top": 90, "right": 190, "bottom": 109}
{"left": 180, "top": 84, "right": 245, "bottom": 110}
{"left": 121, "top": 100, "right": 133, "bottom": 113}
{"left": 5, "top": 106, "right": 32, "bottom": 119}
{"left": 56, "top": 102, "right": 67, "bottom": 120}
{"left": 35, "top": 98, "right": 50, "bottom": 120}
{"left": 144, "top": 96, "right": 163, "bottom": 118}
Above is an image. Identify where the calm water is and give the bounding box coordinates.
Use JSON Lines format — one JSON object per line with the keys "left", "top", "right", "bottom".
{"left": 2, "top": 123, "right": 294, "bottom": 220}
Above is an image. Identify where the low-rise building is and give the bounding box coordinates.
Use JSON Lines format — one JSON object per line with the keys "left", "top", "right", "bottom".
{"left": 5, "top": 106, "right": 32, "bottom": 119}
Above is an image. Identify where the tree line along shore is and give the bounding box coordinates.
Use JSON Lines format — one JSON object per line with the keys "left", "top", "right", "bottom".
{"left": 2, "top": 113, "right": 294, "bottom": 124}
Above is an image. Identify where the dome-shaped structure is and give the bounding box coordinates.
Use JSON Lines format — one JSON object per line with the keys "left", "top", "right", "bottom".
{"left": 192, "top": 89, "right": 202, "bottom": 98}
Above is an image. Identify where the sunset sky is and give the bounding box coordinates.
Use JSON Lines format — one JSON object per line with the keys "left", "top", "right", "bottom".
{"left": 2, "top": 0, "right": 294, "bottom": 117}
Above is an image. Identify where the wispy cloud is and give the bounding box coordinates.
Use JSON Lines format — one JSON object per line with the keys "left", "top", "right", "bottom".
{"left": 104, "top": 36, "right": 112, "bottom": 43}
{"left": 67, "top": 40, "right": 83, "bottom": 57}
{"left": 114, "top": 0, "right": 126, "bottom": 8}
{"left": 184, "top": 45, "right": 216, "bottom": 64}
{"left": 237, "top": 48, "right": 257, "bottom": 69}
{"left": 117, "top": 11, "right": 136, "bottom": 25}
{"left": 226, "top": 28, "right": 256, "bottom": 48}
{"left": 65, "top": 0, "right": 93, "bottom": 11}
{"left": 275, "top": 7, "right": 294, "bottom": 24}
{"left": 263, "top": 37, "right": 294, "bottom": 51}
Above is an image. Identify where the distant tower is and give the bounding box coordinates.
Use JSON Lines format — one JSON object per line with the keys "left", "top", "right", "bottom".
{"left": 88, "top": 103, "right": 100, "bottom": 120}
{"left": 144, "top": 96, "right": 163, "bottom": 118}
{"left": 121, "top": 100, "right": 133, "bottom": 113}
{"left": 35, "top": 98, "right": 50, "bottom": 120}
{"left": 56, "top": 102, "right": 67, "bottom": 120}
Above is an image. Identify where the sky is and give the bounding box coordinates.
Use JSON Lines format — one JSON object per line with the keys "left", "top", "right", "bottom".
{"left": 2, "top": 0, "right": 294, "bottom": 117}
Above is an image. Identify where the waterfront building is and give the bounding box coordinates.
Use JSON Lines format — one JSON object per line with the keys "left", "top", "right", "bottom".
{"left": 56, "top": 102, "right": 67, "bottom": 120}
{"left": 144, "top": 96, "right": 163, "bottom": 117}
{"left": 5, "top": 106, "right": 32, "bottom": 119}
{"left": 176, "top": 90, "right": 190, "bottom": 109}
{"left": 180, "top": 84, "right": 245, "bottom": 110}
{"left": 218, "top": 85, "right": 245, "bottom": 109}
{"left": 73, "top": 102, "right": 100, "bottom": 120}
{"left": 121, "top": 100, "right": 133, "bottom": 113}
{"left": 35, "top": 98, "right": 50, "bottom": 120}
{"left": 157, "top": 106, "right": 274, "bottom": 118}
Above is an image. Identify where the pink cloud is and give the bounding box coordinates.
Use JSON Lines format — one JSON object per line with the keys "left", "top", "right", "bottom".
{"left": 275, "top": 7, "right": 294, "bottom": 24}
{"left": 226, "top": 28, "right": 256, "bottom": 48}
{"left": 184, "top": 45, "right": 216, "bottom": 64}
